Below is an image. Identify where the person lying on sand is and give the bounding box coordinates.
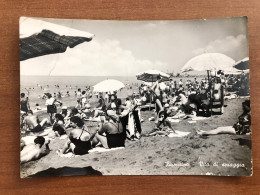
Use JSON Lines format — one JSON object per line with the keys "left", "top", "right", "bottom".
{"left": 91, "top": 110, "right": 126, "bottom": 149}
{"left": 20, "top": 136, "right": 50, "bottom": 164}
{"left": 22, "top": 110, "right": 49, "bottom": 133}
{"left": 196, "top": 100, "right": 251, "bottom": 136}
{"left": 58, "top": 116, "right": 94, "bottom": 155}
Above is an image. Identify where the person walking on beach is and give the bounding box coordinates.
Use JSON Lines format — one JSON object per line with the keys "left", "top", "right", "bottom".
{"left": 150, "top": 75, "right": 165, "bottom": 125}
{"left": 45, "top": 93, "right": 62, "bottom": 124}
{"left": 179, "top": 79, "right": 183, "bottom": 88}
{"left": 76, "top": 88, "right": 82, "bottom": 109}
{"left": 20, "top": 92, "right": 30, "bottom": 113}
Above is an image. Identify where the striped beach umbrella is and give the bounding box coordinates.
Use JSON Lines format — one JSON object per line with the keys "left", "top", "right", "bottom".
{"left": 234, "top": 57, "right": 249, "bottom": 71}
{"left": 20, "top": 30, "right": 93, "bottom": 61}
{"left": 136, "top": 69, "right": 170, "bottom": 82}
{"left": 20, "top": 17, "right": 94, "bottom": 61}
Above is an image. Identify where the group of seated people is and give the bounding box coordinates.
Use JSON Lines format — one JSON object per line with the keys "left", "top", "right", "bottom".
{"left": 20, "top": 94, "right": 251, "bottom": 165}
{"left": 20, "top": 91, "right": 144, "bottom": 164}
{"left": 20, "top": 107, "right": 134, "bottom": 163}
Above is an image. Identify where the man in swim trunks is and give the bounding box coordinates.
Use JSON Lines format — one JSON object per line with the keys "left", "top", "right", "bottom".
{"left": 23, "top": 110, "right": 49, "bottom": 132}
{"left": 20, "top": 93, "right": 30, "bottom": 113}
{"left": 150, "top": 75, "right": 165, "bottom": 124}
{"left": 20, "top": 136, "right": 50, "bottom": 164}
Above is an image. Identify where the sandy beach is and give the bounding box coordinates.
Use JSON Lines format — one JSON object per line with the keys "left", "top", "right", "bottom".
{"left": 20, "top": 97, "right": 251, "bottom": 178}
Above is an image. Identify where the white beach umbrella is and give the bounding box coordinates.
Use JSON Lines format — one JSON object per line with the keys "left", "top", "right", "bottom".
{"left": 181, "top": 53, "right": 238, "bottom": 73}
{"left": 136, "top": 69, "right": 170, "bottom": 82}
{"left": 93, "top": 79, "right": 125, "bottom": 92}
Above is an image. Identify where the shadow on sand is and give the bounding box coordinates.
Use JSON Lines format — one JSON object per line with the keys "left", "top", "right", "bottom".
{"left": 233, "top": 138, "right": 251, "bottom": 149}
{"left": 28, "top": 166, "right": 102, "bottom": 178}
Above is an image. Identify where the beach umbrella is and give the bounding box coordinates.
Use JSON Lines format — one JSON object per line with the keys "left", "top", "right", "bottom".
{"left": 20, "top": 17, "right": 94, "bottom": 61}
{"left": 136, "top": 69, "right": 170, "bottom": 82}
{"left": 181, "top": 53, "right": 238, "bottom": 73}
{"left": 234, "top": 57, "right": 249, "bottom": 71}
{"left": 93, "top": 79, "right": 125, "bottom": 92}
{"left": 181, "top": 53, "right": 238, "bottom": 115}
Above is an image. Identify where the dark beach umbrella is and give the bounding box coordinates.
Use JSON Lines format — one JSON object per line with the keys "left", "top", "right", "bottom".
{"left": 234, "top": 57, "right": 249, "bottom": 70}
{"left": 20, "top": 29, "right": 93, "bottom": 61}
{"left": 136, "top": 69, "right": 170, "bottom": 82}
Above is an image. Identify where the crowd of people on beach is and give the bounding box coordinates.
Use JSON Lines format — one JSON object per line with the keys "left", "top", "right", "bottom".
{"left": 20, "top": 71, "right": 251, "bottom": 164}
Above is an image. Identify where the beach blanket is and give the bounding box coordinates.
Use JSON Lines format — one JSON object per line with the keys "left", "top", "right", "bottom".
{"left": 167, "top": 130, "right": 191, "bottom": 138}
{"left": 56, "top": 150, "right": 79, "bottom": 158}
{"left": 191, "top": 116, "right": 209, "bottom": 121}
{"left": 88, "top": 147, "right": 125, "bottom": 154}
{"left": 224, "top": 94, "right": 238, "bottom": 100}
{"left": 168, "top": 113, "right": 186, "bottom": 119}
{"left": 168, "top": 118, "right": 181, "bottom": 123}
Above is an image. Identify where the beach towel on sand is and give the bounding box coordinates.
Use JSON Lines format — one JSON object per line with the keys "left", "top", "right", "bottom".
{"left": 191, "top": 116, "right": 209, "bottom": 121}
{"left": 56, "top": 150, "right": 79, "bottom": 158}
{"left": 168, "top": 118, "right": 181, "bottom": 123}
{"left": 56, "top": 147, "right": 124, "bottom": 157}
{"left": 88, "top": 147, "right": 125, "bottom": 154}
{"left": 167, "top": 130, "right": 191, "bottom": 138}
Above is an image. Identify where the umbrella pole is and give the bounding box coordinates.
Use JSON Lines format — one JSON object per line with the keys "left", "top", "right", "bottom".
{"left": 207, "top": 70, "right": 212, "bottom": 116}
{"left": 150, "top": 76, "right": 153, "bottom": 111}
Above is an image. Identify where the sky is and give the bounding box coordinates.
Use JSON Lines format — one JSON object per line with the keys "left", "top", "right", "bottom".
{"left": 20, "top": 17, "right": 248, "bottom": 76}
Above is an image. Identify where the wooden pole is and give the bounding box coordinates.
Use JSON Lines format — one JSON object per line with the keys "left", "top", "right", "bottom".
{"left": 207, "top": 70, "right": 212, "bottom": 116}
{"left": 149, "top": 75, "right": 153, "bottom": 111}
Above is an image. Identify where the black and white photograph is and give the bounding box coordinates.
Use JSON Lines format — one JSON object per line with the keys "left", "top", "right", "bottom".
{"left": 20, "top": 16, "right": 251, "bottom": 178}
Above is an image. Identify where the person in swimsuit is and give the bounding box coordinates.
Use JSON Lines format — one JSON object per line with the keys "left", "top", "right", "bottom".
{"left": 20, "top": 136, "right": 50, "bottom": 164}
{"left": 20, "top": 93, "right": 30, "bottom": 113}
{"left": 45, "top": 93, "right": 62, "bottom": 124}
{"left": 23, "top": 110, "right": 49, "bottom": 132}
{"left": 196, "top": 100, "right": 251, "bottom": 135}
{"left": 92, "top": 110, "right": 125, "bottom": 149}
{"left": 52, "top": 113, "right": 66, "bottom": 137}
{"left": 150, "top": 75, "right": 164, "bottom": 124}
{"left": 93, "top": 93, "right": 106, "bottom": 118}
{"left": 58, "top": 116, "right": 93, "bottom": 155}
{"left": 145, "top": 104, "right": 176, "bottom": 136}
